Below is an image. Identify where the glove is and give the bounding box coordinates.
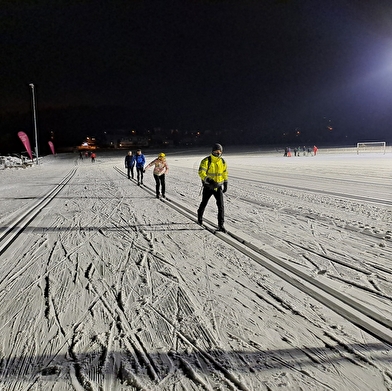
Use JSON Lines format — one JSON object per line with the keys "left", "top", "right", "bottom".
{"left": 143, "top": 169, "right": 146, "bottom": 173}
{"left": 223, "top": 182, "right": 228, "bottom": 193}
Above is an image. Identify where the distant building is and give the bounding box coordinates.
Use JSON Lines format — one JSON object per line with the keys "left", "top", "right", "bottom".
{"left": 118, "top": 136, "right": 149, "bottom": 148}
{"left": 77, "top": 136, "right": 97, "bottom": 151}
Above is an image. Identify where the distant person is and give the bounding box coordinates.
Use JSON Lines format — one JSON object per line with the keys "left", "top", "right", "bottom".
{"left": 134, "top": 149, "right": 146, "bottom": 185}
{"left": 197, "top": 143, "right": 228, "bottom": 233}
{"left": 79, "top": 151, "right": 83, "bottom": 160}
{"left": 313, "top": 145, "right": 318, "bottom": 156}
{"left": 124, "top": 151, "right": 135, "bottom": 179}
{"left": 302, "top": 146, "right": 306, "bottom": 156}
{"left": 144, "top": 152, "right": 169, "bottom": 198}
{"left": 91, "top": 152, "right": 96, "bottom": 162}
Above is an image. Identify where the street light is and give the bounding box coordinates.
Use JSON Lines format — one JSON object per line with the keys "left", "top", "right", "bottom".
{"left": 29, "top": 83, "right": 39, "bottom": 164}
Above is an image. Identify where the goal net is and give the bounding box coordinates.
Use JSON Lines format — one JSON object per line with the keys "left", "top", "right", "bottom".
{"left": 356, "top": 141, "right": 386, "bottom": 155}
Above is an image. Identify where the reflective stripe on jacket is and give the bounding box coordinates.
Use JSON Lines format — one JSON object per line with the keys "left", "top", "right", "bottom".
{"left": 198, "top": 154, "right": 228, "bottom": 186}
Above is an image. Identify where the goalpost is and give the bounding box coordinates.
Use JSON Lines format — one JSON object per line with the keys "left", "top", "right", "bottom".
{"left": 356, "top": 141, "right": 386, "bottom": 155}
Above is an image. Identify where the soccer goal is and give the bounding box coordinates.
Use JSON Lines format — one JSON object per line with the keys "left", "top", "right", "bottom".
{"left": 356, "top": 141, "right": 386, "bottom": 155}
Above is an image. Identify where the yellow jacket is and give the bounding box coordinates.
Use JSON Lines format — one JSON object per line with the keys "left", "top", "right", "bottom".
{"left": 198, "top": 154, "right": 228, "bottom": 188}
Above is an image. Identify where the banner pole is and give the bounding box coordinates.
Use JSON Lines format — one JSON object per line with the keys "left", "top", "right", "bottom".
{"left": 29, "top": 83, "right": 39, "bottom": 165}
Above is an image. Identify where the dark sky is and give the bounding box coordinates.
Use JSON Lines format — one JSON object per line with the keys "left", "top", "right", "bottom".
{"left": 2, "top": 0, "right": 392, "bottom": 142}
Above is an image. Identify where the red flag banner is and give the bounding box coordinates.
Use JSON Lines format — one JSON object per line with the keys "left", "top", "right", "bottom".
{"left": 17, "top": 131, "right": 33, "bottom": 160}
{"left": 48, "top": 141, "right": 55, "bottom": 155}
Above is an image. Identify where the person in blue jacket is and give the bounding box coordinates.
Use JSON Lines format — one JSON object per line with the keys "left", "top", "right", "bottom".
{"left": 134, "top": 149, "right": 146, "bottom": 185}
{"left": 124, "top": 151, "right": 135, "bottom": 179}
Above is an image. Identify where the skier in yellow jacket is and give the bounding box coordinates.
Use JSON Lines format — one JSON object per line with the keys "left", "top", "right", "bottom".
{"left": 197, "top": 143, "right": 228, "bottom": 232}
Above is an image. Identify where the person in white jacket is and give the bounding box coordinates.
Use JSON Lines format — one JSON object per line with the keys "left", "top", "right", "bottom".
{"left": 144, "top": 152, "right": 169, "bottom": 198}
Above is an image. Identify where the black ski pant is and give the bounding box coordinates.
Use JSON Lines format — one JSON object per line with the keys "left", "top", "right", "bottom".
{"left": 197, "top": 185, "right": 224, "bottom": 227}
{"left": 127, "top": 165, "right": 134, "bottom": 179}
{"left": 154, "top": 174, "right": 165, "bottom": 196}
{"left": 136, "top": 166, "right": 144, "bottom": 183}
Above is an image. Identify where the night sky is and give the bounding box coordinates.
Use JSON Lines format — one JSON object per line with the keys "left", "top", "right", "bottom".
{"left": 2, "top": 0, "right": 392, "bottom": 148}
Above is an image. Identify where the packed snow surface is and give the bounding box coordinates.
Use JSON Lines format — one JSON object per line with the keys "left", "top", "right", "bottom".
{"left": 0, "top": 146, "right": 391, "bottom": 390}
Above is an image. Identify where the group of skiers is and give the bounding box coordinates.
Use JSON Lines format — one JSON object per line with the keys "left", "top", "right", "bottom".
{"left": 79, "top": 150, "right": 97, "bottom": 162}
{"left": 125, "top": 143, "right": 228, "bottom": 233}
{"left": 284, "top": 145, "right": 318, "bottom": 157}
{"left": 125, "top": 149, "right": 148, "bottom": 185}
{"left": 125, "top": 148, "right": 169, "bottom": 199}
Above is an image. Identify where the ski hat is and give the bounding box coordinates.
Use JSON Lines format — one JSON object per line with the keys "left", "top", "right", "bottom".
{"left": 158, "top": 152, "right": 165, "bottom": 158}
{"left": 212, "top": 143, "right": 223, "bottom": 152}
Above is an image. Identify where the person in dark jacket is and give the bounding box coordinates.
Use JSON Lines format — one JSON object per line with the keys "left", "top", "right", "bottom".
{"left": 134, "top": 149, "right": 146, "bottom": 185}
{"left": 124, "top": 151, "right": 135, "bottom": 179}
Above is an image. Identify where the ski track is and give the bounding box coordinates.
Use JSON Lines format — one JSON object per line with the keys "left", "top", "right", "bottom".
{"left": 0, "top": 152, "right": 391, "bottom": 390}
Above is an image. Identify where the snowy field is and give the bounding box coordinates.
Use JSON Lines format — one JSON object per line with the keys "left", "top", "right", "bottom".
{"left": 0, "top": 146, "right": 391, "bottom": 391}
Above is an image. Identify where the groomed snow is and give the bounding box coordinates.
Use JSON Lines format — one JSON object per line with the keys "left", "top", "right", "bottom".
{"left": 0, "top": 146, "right": 391, "bottom": 390}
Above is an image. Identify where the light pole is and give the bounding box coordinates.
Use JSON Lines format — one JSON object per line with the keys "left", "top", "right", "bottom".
{"left": 29, "top": 83, "right": 39, "bottom": 164}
